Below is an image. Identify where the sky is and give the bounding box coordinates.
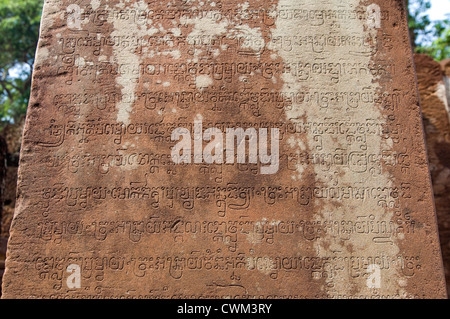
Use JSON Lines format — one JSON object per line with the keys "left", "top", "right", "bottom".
{"left": 428, "top": 0, "right": 450, "bottom": 21}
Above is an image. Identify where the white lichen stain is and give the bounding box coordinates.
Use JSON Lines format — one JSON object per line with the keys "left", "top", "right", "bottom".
{"left": 182, "top": 11, "right": 229, "bottom": 39}
{"left": 436, "top": 82, "right": 450, "bottom": 123}
{"left": 231, "top": 24, "right": 265, "bottom": 55}
{"left": 90, "top": 0, "right": 101, "bottom": 10}
{"left": 109, "top": 0, "right": 153, "bottom": 125}
{"left": 170, "top": 27, "right": 182, "bottom": 37}
{"left": 246, "top": 256, "right": 275, "bottom": 276}
{"left": 37, "top": 47, "right": 49, "bottom": 61}
{"left": 195, "top": 75, "right": 213, "bottom": 90}
{"left": 246, "top": 220, "right": 280, "bottom": 245}
{"left": 162, "top": 49, "right": 181, "bottom": 60}
{"left": 271, "top": 0, "right": 407, "bottom": 298}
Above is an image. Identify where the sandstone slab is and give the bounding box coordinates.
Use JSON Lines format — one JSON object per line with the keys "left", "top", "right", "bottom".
{"left": 415, "top": 53, "right": 450, "bottom": 296}
{"left": 1, "top": 0, "right": 447, "bottom": 299}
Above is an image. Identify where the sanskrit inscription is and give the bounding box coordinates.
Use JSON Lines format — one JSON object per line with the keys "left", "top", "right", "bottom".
{"left": 1, "top": 0, "right": 447, "bottom": 299}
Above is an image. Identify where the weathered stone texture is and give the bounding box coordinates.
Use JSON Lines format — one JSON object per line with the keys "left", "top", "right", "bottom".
{"left": 0, "top": 118, "right": 24, "bottom": 297}
{"left": 442, "top": 59, "right": 450, "bottom": 117}
{"left": 1, "top": 0, "right": 447, "bottom": 299}
{"left": 0, "top": 135, "right": 6, "bottom": 296}
{"left": 415, "top": 53, "right": 450, "bottom": 296}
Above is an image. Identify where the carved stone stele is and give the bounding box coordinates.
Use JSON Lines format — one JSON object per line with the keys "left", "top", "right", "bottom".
{"left": 2, "top": 0, "right": 447, "bottom": 299}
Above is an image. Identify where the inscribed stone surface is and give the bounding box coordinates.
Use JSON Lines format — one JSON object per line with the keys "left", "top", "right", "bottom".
{"left": 2, "top": 0, "right": 447, "bottom": 299}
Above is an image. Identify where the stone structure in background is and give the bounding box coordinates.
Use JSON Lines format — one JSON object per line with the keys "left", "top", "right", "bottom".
{"left": 0, "top": 118, "right": 25, "bottom": 297}
{"left": 0, "top": 119, "right": 24, "bottom": 238}
{"left": 0, "top": 135, "right": 7, "bottom": 295}
{"left": 443, "top": 59, "right": 450, "bottom": 119}
{"left": 415, "top": 54, "right": 450, "bottom": 296}
{"left": 2, "top": 0, "right": 447, "bottom": 298}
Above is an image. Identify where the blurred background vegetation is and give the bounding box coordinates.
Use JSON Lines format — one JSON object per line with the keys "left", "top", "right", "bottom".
{"left": 0, "top": 0, "right": 449, "bottom": 130}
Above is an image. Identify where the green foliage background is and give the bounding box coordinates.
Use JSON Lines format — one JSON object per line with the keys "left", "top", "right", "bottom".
{"left": 0, "top": 0, "right": 448, "bottom": 129}
{"left": 407, "top": 0, "right": 450, "bottom": 60}
{"left": 0, "top": 0, "right": 43, "bottom": 126}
